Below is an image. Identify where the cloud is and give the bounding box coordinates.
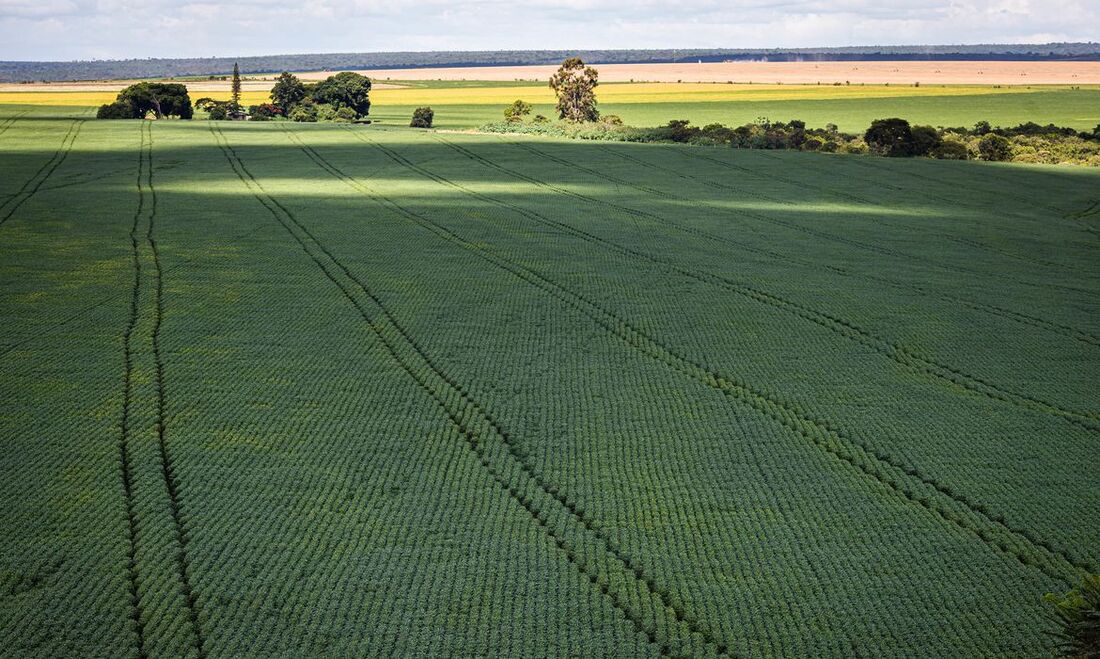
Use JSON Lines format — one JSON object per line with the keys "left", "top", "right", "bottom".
{"left": 0, "top": 0, "right": 1097, "bottom": 60}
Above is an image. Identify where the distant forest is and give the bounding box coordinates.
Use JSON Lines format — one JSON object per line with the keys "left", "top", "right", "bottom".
{"left": 2, "top": 43, "right": 1099, "bottom": 83}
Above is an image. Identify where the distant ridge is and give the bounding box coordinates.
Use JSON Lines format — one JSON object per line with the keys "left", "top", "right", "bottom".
{"left": 2, "top": 43, "right": 1098, "bottom": 82}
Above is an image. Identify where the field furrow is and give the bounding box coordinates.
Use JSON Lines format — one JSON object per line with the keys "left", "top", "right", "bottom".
{"left": 2, "top": 110, "right": 1096, "bottom": 656}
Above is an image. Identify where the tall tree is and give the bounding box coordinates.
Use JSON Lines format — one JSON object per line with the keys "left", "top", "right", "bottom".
{"left": 864, "top": 118, "right": 915, "bottom": 157}
{"left": 230, "top": 62, "right": 242, "bottom": 114}
{"left": 269, "top": 71, "right": 306, "bottom": 112}
{"left": 97, "top": 82, "right": 193, "bottom": 119}
{"left": 310, "top": 72, "right": 372, "bottom": 118}
{"left": 549, "top": 58, "right": 599, "bottom": 123}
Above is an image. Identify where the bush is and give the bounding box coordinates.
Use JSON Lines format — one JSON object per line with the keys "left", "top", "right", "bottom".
{"left": 310, "top": 71, "right": 371, "bottom": 118}
{"left": 410, "top": 106, "right": 434, "bottom": 128}
{"left": 289, "top": 103, "right": 318, "bottom": 123}
{"left": 662, "top": 119, "right": 699, "bottom": 143}
{"left": 700, "top": 123, "right": 736, "bottom": 144}
{"left": 334, "top": 106, "right": 358, "bottom": 123}
{"left": 532, "top": 114, "right": 549, "bottom": 124}
{"left": 249, "top": 103, "right": 282, "bottom": 121}
{"left": 931, "top": 139, "right": 969, "bottom": 160}
{"left": 96, "top": 101, "right": 134, "bottom": 119}
{"left": 865, "top": 118, "right": 915, "bottom": 157}
{"left": 978, "top": 133, "right": 1013, "bottom": 161}
{"left": 601, "top": 114, "right": 623, "bottom": 126}
{"left": 802, "top": 138, "right": 823, "bottom": 151}
{"left": 315, "top": 103, "right": 338, "bottom": 122}
{"left": 503, "top": 99, "right": 531, "bottom": 122}
{"left": 820, "top": 140, "right": 839, "bottom": 153}
{"left": 1044, "top": 574, "right": 1100, "bottom": 657}
{"left": 910, "top": 125, "right": 942, "bottom": 156}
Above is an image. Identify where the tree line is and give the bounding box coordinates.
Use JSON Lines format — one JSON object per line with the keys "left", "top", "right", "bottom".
{"left": 7, "top": 43, "right": 1100, "bottom": 83}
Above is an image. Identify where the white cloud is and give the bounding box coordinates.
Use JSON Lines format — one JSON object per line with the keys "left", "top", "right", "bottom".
{"left": 0, "top": 0, "right": 1097, "bottom": 60}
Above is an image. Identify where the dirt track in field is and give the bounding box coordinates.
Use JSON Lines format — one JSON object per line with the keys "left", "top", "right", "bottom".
{"left": 306, "top": 61, "right": 1100, "bottom": 85}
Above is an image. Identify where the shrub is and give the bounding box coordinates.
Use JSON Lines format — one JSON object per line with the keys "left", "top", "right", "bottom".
{"left": 910, "top": 125, "right": 942, "bottom": 156}
{"left": 314, "top": 103, "right": 338, "bottom": 122}
{"left": 249, "top": 103, "right": 282, "bottom": 121}
{"left": 410, "top": 106, "right": 434, "bottom": 128}
{"left": 532, "top": 114, "right": 549, "bottom": 124}
{"left": 334, "top": 106, "right": 357, "bottom": 123}
{"left": 978, "top": 133, "right": 1012, "bottom": 161}
{"left": 865, "top": 118, "right": 915, "bottom": 157}
{"left": 1044, "top": 574, "right": 1100, "bottom": 657}
{"left": 700, "top": 123, "right": 736, "bottom": 145}
{"left": 843, "top": 139, "right": 868, "bottom": 155}
{"left": 931, "top": 139, "right": 969, "bottom": 160}
{"left": 802, "top": 138, "right": 823, "bottom": 151}
{"left": 289, "top": 103, "right": 318, "bottom": 122}
{"left": 96, "top": 101, "right": 133, "bottom": 119}
{"left": 311, "top": 71, "right": 371, "bottom": 118}
{"left": 601, "top": 114, "right": 623, "bottom": 126}
{"left": 503, "top": 99, "right": 531, "bottom": 122}
{"left": 820, "top": 140, "right": 839, "bottom": 153}
{"left": 662, "top": 120, "right": 699, "bottom": 143}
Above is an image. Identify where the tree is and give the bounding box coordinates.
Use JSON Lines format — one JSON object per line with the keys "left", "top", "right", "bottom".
{"left": 289, "top": 102, "right": 318, "bottom": 122}
{"left": 503, "top": 99, "right": 531, "bottom": 122}
{"left": 910, "top": 125, "right": 942, "bottom": 156}
{"left": 410, "top": 107, "right": 434, "bottom": 128}
{"left": 230, "top": 62, "right": 242, "bottom": 114}
{"left": 549, "top": 58, "right": 599, "bottom": 122}
{"left": 311, "top": 72, "right": 372, "bottom": 118}
{"left": 864, "top": 118, "right": 915, "bottom": 157}
{"left": 97, "top": 82, "right": 192, "bottom": 119}
{"left": 1044, "top": 574, "right": 1100, "bottom": 658}
{"left": 270, "top": 71, "right": 306, "bottom": 112}
{"left": 931, "top": 139, "right": 969, "bottom": 160}
{"left": 978, "top": 133, "right": 1012, "bottom": 161}
{"left": 248, "top": 103, "right": 282, "bottom": 121}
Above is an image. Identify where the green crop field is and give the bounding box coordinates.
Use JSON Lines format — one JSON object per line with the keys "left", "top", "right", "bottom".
{"left": 1, "top": 104, "right": 1098, "bottom": 657}
{"left": 5, "top": 80, "right": 1100, "bottom": 131}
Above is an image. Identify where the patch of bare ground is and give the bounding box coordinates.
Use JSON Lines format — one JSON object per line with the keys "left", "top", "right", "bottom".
{"left": 304, "top": 60, "right": 1100, "bottom": 85}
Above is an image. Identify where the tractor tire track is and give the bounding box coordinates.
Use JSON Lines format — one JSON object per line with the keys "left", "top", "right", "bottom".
{"left": 116, "top": 121, "right": 205, "bottom": 658}
{"left": 215, "top": 124, "right": 730, "bottom": 658}
{"left": 427, "top": 135, "right": 1100, "bottom": 431}
{"left": 119, "top": 118, "right": 149, "bottom": 659}
{"left": 0, "top": 119, "right": 84, "bottom": 228}
{"left": 288, "top": 129, "right": 1093, "bottom": 586}
{"left": 144, "top": 122, "right": 206, "bottom": 658}
{"left": 0, "top": 110, "right": 28, "bottom": 137}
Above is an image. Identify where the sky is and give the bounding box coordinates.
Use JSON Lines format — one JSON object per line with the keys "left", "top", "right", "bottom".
{"left": 0, "top": 0, "right": 1097, "bottom": 61}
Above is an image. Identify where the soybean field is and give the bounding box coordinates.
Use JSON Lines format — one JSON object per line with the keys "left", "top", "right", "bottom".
{"left": 1, "top": 105, "right": 1099, "bottom": 657}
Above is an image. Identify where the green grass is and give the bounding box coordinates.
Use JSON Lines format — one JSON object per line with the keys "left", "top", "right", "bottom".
{"left": 367, "top": 85, "right": 1100, "bottom": 131}
{"left": 1, "top": 106, "right": 1099, "bottom": 656}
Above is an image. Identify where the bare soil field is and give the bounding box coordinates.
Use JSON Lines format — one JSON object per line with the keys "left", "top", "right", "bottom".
{"left": 316, "top": 60, "right": 1100, "bottom": 85}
